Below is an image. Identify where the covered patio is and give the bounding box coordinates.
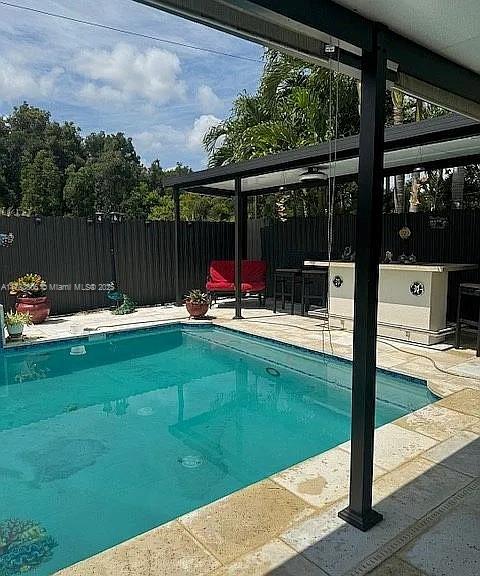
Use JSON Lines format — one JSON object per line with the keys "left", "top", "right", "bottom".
{"left": 157, "top": 0, "right": 480, "bottom": 536}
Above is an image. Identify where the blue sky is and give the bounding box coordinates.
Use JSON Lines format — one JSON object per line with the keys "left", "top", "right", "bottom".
{"left": 0, "top": 0, "right": 263, "bottom": 169}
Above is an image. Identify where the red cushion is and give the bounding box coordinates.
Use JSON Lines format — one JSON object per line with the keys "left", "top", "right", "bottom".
{"left": 208, "top": 260, "right": 235, "bottom": 284}
{"left": 207, "top": 260, "right": 266, "bottom": 292}
{"left": 206, "top": 281, "right": 234, "bottom": 291}
{"left": 241, "top": 282, "right": 266, "bottom": 292}
{"left": 242, "top": 261, "right": 267, "bottom": 282}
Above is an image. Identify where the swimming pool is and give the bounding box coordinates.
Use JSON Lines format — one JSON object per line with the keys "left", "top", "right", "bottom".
{"left": 0, "top": 324, "right": 435, "bottom": 575}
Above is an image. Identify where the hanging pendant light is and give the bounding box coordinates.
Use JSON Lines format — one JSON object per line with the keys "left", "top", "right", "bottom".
{"left": 299, "top": 166, "right": 329, "bottom": 184}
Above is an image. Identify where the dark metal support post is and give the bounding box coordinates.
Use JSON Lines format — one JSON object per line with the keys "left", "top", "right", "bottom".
{"left": 338, "top": 27, "right": 386, "bottom": 531}
{"left": 173, "top": 187, "right": 182, "bottom": 306}
{"left": 234, "top": 178, "right": 244, "bottom": 319}
{"left": 241, "top": 195, "right": 248, "bottom": 259}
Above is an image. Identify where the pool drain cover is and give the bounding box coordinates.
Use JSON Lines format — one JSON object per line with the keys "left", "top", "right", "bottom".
{"left": 179, "top": 455, "right": 203, "bottom": 469}
{"left": 137, "top": 407, "right": 153, "bottom": 416}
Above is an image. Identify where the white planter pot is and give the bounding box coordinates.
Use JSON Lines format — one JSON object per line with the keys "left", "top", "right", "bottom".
{"left": 7, "top": 323, "right": 24, "bottom": 339}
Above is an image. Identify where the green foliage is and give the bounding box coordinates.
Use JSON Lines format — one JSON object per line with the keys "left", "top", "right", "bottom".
{"left": 5, "top": 309, "right": 33, "bottom": 326}
{"left": 20, "top": 149, "right": 62, "bottom": 215}
{"left": 111, "top": 294, "right": 137, "bottom": 315}
{"left": 64, "top": 164, "right": 96, "bottom": 216}
{"left": 185, "top": 289, "right": 209, "bottom": 304}
{"left": 204, "top": 50, "right": 360, "bottom": 167}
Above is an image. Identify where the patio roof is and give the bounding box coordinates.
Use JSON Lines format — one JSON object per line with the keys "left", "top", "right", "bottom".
{"left": 137, "top": 0, "right": 480, "bottom": 120}
{"left": 165, "top": 114, "right": 480, "bottom": 196}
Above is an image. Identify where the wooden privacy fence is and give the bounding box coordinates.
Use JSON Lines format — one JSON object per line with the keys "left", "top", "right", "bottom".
{"left": 0, "top": 216, "right": 234, "bottom": 315}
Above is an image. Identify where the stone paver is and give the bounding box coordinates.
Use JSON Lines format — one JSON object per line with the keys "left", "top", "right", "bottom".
{"left": 395, "top": 404, "right": 479, "bottom": 441}
{"left": 372, "top": 457, "right": 473, "bottom": 519}
{"left": 180, "top": 479, "right": 315, "bottom": 564}
{"left": 281, "top": 498, "right": 415, "bottom": 576}
{"left": 211, "top": 539, "right": 327, "bottom": 576}
{"left": 400, "top": 482, "right": 480, "bottom": 576}
{"left": 436, "top": 388, "right": 480, "bottom": 417}
{"left": 272, "top": 446, "right": 386, "bottom": 509}
{"left": 422, "top": 430, "right": 480, "bottom": 477}
{"left": 340, "top": 424, "right": 437, "bottom": 471}
{"left": 54, "top": 520, "right": 220, "bottom": 576}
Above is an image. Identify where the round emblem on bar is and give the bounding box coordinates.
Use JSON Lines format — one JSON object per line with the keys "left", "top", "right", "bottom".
{"left": 410, "top": 281, "right": 424, "bottom": 296}
{"left": 332, "top": 275, "right": 343, "bottom": 288}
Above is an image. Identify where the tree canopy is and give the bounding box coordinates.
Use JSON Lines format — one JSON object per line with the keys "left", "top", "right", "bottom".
{"left": 0, "top": 103, "right": 232, "bottom": 221}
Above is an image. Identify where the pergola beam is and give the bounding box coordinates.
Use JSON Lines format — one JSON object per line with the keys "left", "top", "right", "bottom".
{"left": 165, "top": 115, "right": 480, "bottom": 193}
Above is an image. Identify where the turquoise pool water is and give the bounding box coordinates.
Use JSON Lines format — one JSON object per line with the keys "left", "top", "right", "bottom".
{"left": 0, "top": 324, "right": 435, "bottom": 575}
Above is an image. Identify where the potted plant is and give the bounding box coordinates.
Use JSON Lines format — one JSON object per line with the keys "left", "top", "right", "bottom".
{"left": 185, "top": 289, "right": 209, "bottom": 319}
{"left": 4, "top": 310, "right": 32, "bottom": 340}
{"left": 9, "top": 273, "right": 50, "bottom": 324}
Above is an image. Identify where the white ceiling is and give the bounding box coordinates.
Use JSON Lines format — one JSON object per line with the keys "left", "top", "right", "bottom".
{"left": 335, "top": 0, "right": 480, "bottom": 75}
{"left": 203, "top": 135, "right": 480, "bottom": 192}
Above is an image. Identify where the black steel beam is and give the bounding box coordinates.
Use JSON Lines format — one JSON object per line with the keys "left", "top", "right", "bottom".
{"left": 386, "top": 31, "right": 480, "bottom": 108}
{"left": 173, "top": 187, "right": 182, "bottom": 306}
{"left": 165, "top": 115, "right": 479, "bottom": 192}
{"left": 244, "top": 0, "right": 372, "bottom": 52}
{"left": 338, "top": 27, "right": 386, "bottom": 531}
{"left": 234, "top": 177, "right": 244, "bottom": 319}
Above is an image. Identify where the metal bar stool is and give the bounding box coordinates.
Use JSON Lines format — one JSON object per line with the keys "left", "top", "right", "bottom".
{"left": 301, "top": 268, "right": 328, "bottom": 316}
{"left": 273, "top": 268, "right": 301, "bottom": 315}
{"left": 455, "top": 283, "right": 480, "bottom": 357}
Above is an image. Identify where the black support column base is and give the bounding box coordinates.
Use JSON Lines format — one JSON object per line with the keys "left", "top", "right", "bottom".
{"left": 338, "top": 506, "right": 383, "bottom": 531}
{"left": 232, "top": 314, "right": 244, "bottom": 320}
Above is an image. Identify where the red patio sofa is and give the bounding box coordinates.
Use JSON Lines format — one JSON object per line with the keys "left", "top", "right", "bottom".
{"left": 206, "top": 260, "right": 267, "bottom": 305}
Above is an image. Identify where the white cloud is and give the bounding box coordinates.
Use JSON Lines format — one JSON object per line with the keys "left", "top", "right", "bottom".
{"left": 186, "top": 114, "right": 220, "bottom": 150}
{"left": 197, "top": 84, "right": 222, "bottom": 113}
{"left": 0, "top": 56, "right": 63, "bottom": 101}
{"left": 75, "top": 43, "right": 186, "bottom": 104}
{"left": 132, "top": 114, "right": 220, "bottom": 163}
{"left": 133, "top": 124, "right": 185, "bottom": 153}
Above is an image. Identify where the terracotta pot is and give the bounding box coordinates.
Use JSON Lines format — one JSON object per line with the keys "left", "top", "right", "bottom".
{"left": 16, "top": 296, "right": 51, "bottom": 324}
{"left": 185, "top": 301, "right": 209, "bottom": 319}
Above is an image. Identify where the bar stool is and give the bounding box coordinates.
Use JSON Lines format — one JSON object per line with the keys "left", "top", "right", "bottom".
{"left": 455, "top": 283, "right": 480, "bottom": 357}
{"left": 301, "top": 268, "right": 328, "bottom": 316}
{"left": 273, "top": 268, "right": 301, "bottom": 315}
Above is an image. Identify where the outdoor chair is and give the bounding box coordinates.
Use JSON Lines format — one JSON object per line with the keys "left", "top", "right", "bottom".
{"left": 455, "top": 282, "right": 480, "bottom": 356}
{"left": 206, "top": 260, "right": 267, "bottom": 306}
{"left": 273, "top": 268, "right": 302, "bottom": 315}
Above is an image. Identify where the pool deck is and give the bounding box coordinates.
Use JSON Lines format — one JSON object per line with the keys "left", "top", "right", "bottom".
{"left": 5, "top": 303, "right": 480, "bottom": 576}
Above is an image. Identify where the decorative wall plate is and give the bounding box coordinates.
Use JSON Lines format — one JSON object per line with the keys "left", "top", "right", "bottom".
{"left": 410, "top": 281, "right": 425, "bottom": 296}
{"left": 332, "top": 275, "right": 343, "bottom": 288}
{"left": 399, "top": 226, "right": 411, "bottom": 240}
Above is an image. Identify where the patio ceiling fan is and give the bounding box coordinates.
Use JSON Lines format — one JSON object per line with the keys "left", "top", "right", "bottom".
{"left": 299, "top": 166, "right": 329, "bottom": 184}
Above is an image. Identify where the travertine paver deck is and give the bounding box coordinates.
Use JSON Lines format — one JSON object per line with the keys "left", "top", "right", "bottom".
{"left": 4, "top": 302, "right": 479, "bottom": 576}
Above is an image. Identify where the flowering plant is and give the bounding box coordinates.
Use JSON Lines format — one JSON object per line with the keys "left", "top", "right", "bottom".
{"left": 9, "top": 274, "right": 47, "bottom": 297}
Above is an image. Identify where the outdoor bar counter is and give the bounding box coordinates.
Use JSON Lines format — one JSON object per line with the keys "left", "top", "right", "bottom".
{"left": 304, "top": 261, "right": 477, "bottom": 345}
